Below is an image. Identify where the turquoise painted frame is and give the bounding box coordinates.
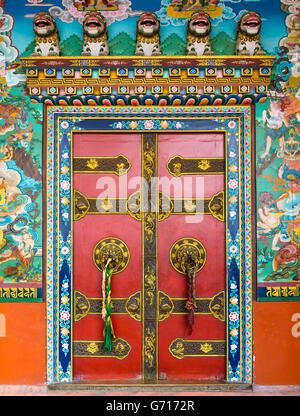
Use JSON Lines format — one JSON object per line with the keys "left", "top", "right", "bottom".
{"left": 46, "top": 105, "right": 253, "bottom": 384}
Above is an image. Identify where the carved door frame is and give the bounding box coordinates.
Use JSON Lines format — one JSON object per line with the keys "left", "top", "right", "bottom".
{"left": 45, "top": 105, "right": 254, "bottom": 385}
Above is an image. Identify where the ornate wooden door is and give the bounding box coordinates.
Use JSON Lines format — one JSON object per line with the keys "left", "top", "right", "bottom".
{"left": 72, "top": 132, "right": 225, "bottom": 382}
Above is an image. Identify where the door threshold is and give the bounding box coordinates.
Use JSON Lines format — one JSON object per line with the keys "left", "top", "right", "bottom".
{"left": 48, "top": 380, "right": 252, "bottom": 392}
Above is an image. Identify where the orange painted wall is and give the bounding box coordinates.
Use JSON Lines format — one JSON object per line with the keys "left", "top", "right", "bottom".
{"left": 0, "top": 303, "right": 46, "bottom": 384}
{"left": 253, "top": 301, "right": 300, "bottom": 385}
{"left": 0, "top": 301, "right": 300, "bottom": 385}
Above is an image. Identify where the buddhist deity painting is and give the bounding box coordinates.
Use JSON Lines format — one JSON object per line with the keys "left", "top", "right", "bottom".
{"left": 73, "top": 0, "right": 118, "bottom": 11}
{"left": 256, "top": 98, "right": 300, "bottom": 297}
{"left": 254, "top": 0, "right": 300, "bottom": 299}
{"left": 0, "top": 4, "right": 43, "bottom": 300}
{"left": 166, "top": 0, "right": 223, "bottom": 19}
{"left": 0, "top": 90, "right": 43, "bottom": 298}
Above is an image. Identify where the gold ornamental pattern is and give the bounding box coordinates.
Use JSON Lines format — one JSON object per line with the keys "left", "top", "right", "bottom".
{"left": 169, "top": 338, "right": 226, "bottom": 359}
{"left": 144, "top": 213, "right": 156, "bottom": 244}
{"left": 170, "top": 238, "right": 207, "bottom": 275}
{"left": 125, "top": 292, "right": 142, "bottom": 321}
{"left": 73, "top": 189, "right": 224, "bottom": 222}
{"left": 144, "top": 266, "right": 156, "bottom": 306}
{"left": 142, "top": 133, "right": 158, "bottom": 382}
{"left": 167, "top": 155, "right": 225, "bottom": 176}
{"left": 93, "top": 237, "right": 130, "bottom": 274}
{"left": 143, "top": 142, "right": 155, "bottom": 183}
{"left": 74, "top": 189, "right": 90, "bottom": 221}
{"left": 144, "top": 328, "right": 156, "bottom": 369}
{"left": 73, "top": 154, "right": 131, "bottom": 175}
{"left": 74, "top": 290, "right": 90, "bottom": 322}
{"left": 73, "top": 338, "right": 131, "bottom": 360}
{"left": 74, "top": 290, "right": 225, "bottom": 323}
{"left": 209, "top": 291, "right": 225, "bottom": 322}
{"left": 208, "top": 191, "right": 225, "bottom": 222}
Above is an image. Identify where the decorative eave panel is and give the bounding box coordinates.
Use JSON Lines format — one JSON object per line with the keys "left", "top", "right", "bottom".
{"left": 21, "top": 55, "right": 276, "bottom": 106}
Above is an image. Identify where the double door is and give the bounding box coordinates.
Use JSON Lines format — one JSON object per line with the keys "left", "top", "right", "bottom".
{"left": 72, "top": 131, "right": 225, "bottom": 382}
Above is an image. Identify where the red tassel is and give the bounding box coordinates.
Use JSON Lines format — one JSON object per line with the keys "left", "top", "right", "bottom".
{"left": 185, "top": 296, "right": 195, "bottom": 335}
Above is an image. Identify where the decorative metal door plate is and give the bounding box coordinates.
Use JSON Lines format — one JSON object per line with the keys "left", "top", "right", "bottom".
{"left": 74, "top": 289, "right": 225, "bottom": 323}
{"left": 93, "top": 237, "right": 130, "bottom": 274}
{"left": 73, "top": 338, "right": 131, "bottom": 360}
{"left": 73, "top": 154, "right": 131, "bottom": 175}
{"left": 167, "top": 155, "right": 225, "bottom": 176}
{"left": 170, "top": 238, "right": 207, "bottom": 275}
{"left": 74, "top": 189, "right": 225, "bottom": 222}
{"left": 169, "top": 338, "right": 225, "bottom": 359}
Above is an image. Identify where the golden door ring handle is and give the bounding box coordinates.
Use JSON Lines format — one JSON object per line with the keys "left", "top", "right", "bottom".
{"left": 169, "top": 237, "right": 207, "bottom": 275}
{"left": 93, "top": 237, "right": 130, "bottom": 274}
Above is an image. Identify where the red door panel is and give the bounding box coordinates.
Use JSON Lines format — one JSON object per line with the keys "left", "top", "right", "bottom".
{"left": 157, "top": 133, "right": 226, "bottom": 381}
{"left": 73, "top": 133, "right": 142, "bottom": 381}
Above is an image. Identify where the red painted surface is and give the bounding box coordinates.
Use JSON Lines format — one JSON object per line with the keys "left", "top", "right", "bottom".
{"left": 253, "top": 301, "right": 300, "bottom": 385}
{"left": 157, "top": 133, "right": 226, "bottom": 380}
{"left": 0, "top": 303, "right": 46, "bottom": 384}
{"left": 73, "top": 133, "right": 142, "bottom": 380}
{"left": 73, "top": 132, "right": 225, "bottom": 382}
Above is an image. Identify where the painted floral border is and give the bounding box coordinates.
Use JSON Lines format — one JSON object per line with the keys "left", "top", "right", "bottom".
{"left": 46, "top": 106, "right": 252, "bottom": 384}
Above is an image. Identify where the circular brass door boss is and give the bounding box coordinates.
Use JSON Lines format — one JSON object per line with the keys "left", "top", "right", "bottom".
{"left": 93, "top": 237, "right": 130, "bottom": 274}
{"left": 169, "top": 238, "right": 207, "bottom": 275}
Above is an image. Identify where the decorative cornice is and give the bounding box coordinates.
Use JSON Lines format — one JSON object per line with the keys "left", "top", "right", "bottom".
{"left": 21, "top": 55, "right": 275, "bottom": 106}
{"left": 21, "top": 55, "right": 276, "bottom": 68}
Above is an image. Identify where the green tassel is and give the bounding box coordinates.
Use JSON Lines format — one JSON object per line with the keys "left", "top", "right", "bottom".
{"left": 103, "top": 266, "right": 115, "bottom": 352}
{"left": 103, "top": 319, "right": 113, "bottom": 351}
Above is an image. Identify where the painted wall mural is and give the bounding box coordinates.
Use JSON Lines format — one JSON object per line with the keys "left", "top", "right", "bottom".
{"left": 0, "top": 0, "right": 298, "bottom": 301}
{"left": 256, "top": 0, "right": 300, "bottom": 301}
{"left": 0, "top": 4, "right": 43, "bottom": 301}
{"left": 0, "top": 83, "right": 43, "bottom": 301}
{"left": 7, "top": 0, "right": 288, "bottom": 57}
